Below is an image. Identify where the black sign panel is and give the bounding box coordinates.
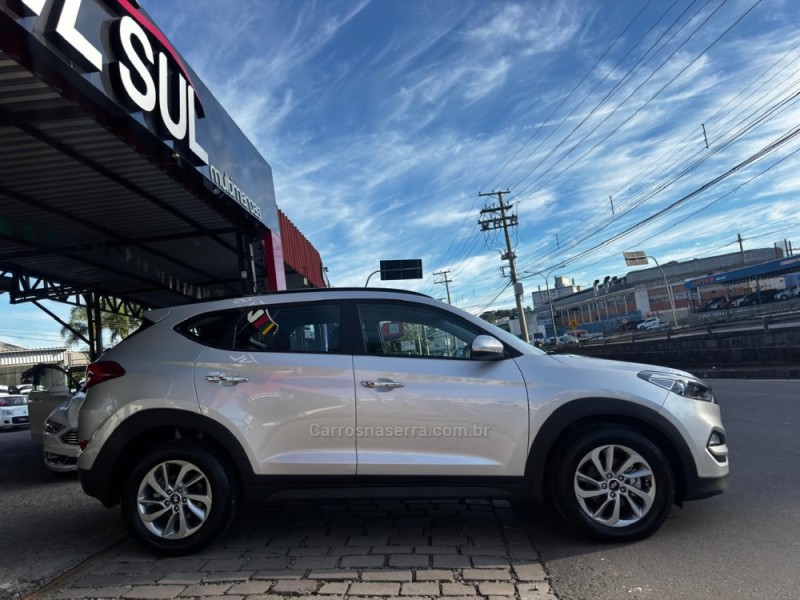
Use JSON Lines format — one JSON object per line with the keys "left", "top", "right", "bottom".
{"left": 2, "top": 0, "right": 278, "bottom": 232}
{"left": 380, "top": 259, "right": 423, "bottom": 281}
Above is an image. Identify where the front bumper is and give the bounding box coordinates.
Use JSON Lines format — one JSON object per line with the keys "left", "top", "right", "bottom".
{"left": 43, "top": 429, "right": 80, "bottom": 472}
{"left": 684, "top": 471, "right": 729, "bottom": 501}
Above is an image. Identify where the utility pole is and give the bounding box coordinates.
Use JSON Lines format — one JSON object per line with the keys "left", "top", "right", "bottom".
{"left": 738, "top": 233, "right": 746, "bottom": 265}
{"left": 433, "top": 269, "right": 453, "bottom": 304}
{"left": 478, "top": 190, "right": 530, "bottom": 342}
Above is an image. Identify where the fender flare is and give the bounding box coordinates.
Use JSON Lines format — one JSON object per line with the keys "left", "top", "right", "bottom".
{"left": 525, "top": 398, "right": 695, "bottom": 503}
{"left": 79, "top": 408, "right": 253, "bottom": 507}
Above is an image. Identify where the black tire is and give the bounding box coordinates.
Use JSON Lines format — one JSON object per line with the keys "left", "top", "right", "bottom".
{"left": 121, "top": 440, "right": 238, "bottom": 555}
{"left": 551, "top": 425, "right": 674, "bottom": 542}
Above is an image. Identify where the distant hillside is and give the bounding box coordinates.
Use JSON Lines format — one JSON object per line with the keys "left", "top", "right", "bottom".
{"left": 0, "top": 341, "right": 25, "bottom": 352}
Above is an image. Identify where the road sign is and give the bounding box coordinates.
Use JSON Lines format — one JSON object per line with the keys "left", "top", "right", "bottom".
{"left": 569, "top": 319, "right": 580, "bottom": 329}
{"left": 380, "top": 259, "right": 423, "bottom": 280}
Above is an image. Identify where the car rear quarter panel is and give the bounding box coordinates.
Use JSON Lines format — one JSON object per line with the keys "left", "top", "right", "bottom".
{"left": 77, "top": 318, "right": 206, "bottom": 469}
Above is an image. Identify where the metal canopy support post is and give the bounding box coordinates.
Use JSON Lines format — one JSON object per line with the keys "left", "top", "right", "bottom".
{"left": 82, "top": 292, "right": 104, "bottom": 361}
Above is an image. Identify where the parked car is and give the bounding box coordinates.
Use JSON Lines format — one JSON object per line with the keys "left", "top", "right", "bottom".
{"left": 618, "top": 319, "right": 643, "bottom": 332}
{"left": 697, "top": 298, "right": 723, "bottom": 312}
{"left": 43, "top": 390, "right": 85, "bottom": 473}
{"left": 77, "top": 288, "right": 728, "bottom": 555}
{"left": 556, "top": 334, "right": 579, "bottom": 344}
{"left": 25, "top": 363, "right": 82, "bottom": 441}
{"left": 727, "top": 295, "right": 747, "bottom": 308}
{"left": 0, "top": 395, "right": 31, "bottom": 430}
{"left": 776, "top": 285, "right": 800, "bottom": 300}
{"left": 636, "top": 317, "right": 669, "bottom": 330}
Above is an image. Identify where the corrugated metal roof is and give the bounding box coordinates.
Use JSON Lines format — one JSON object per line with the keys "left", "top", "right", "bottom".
{"left": 0, "top": 49, "right": 250, "bottom": 308}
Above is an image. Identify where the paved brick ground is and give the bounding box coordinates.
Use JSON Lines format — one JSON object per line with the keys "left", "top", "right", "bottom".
{"left": 42, "top": 499, "right": 555, "bottom": 600}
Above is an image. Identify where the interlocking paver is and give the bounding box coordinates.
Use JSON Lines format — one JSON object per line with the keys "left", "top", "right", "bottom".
{"left": 202, "top": 559, "right": 246, "bottom": 571}
{"left": 158, "top": 572, "right": 205, "bottom": 585}
{"left": 252, "top": 569, "right": 306, "bottom": 579}
{"left": 432, "top": 555, "right": 471, "bottom": 569}
{"left": 42, "top": 499, "right": 555, "bottom": 600}
{"left": 122, "top": 585, "right": 185, "bottom": 598}
{"left": 346, "top": 535, "right": 388, "bottom": 546}
{"left": 400, "top": 582, "right": 439, "bottom": 595}
{"left": 306, "top": 570, "right": 359, "bottom": 580}
{"left": 292, "top": 557, "right": 340, "bottom": 570}
{"left": 471, "top": 555, "right": 511, "bottom": 568}
{"left": 414, "top": 569, "right": 455, "bottom": 581}
{"left": 514, "top": 563, "right": 548, "bottom": 581}
{"left": 317, "top": 582, "right": 350, "bottom": 594}
{"left": 51, "top": 588, "right": 105, "bottom": 599}
{"left": 247, "top": 557, "right": 289, "bottom": 569}
{"left": 360, "top": 570, "right": 413, "bottom": 582}
{"left": 461, "top": 568, "right": 512, "bottom": 581}
{"left": 517, "top": 583, "right": 558, "bottom": 600}
{"left": 478, "top": 582, "right": 516, "bottom": 596}
{"left": 289, "top": 547, "right": 331, "bottom": 556}
{"left": 414, "top": 545, "right": 457, "bottom": 554}
{"left": 202, "top": 570, "right": 254, "bottom": 582}
{"left": 270, "top": 580, "right": 319, "bottom": 594}
{"left": 178, "top": 583, "right": 232, "bottom": 596}
{"left": 347, "top": 582, "right": 401, "bottom": 596}
{"left": 369, "top": 545, "right": 413, "bottom": 554}
{"left": 227, "top": 581, "right": 272, "bottom": 594}
{"left": 339, "top": 555, "right": 385, "bottom": 568}
{"left": 442, "top": 582, "right": 478, "bottom": 595}
{"left": 388, "top": 554, "right": 429, "bottom": 568}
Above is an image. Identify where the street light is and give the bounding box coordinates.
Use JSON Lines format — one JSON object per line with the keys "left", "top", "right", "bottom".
{"left": 623, "top": 251, "right": 679, "bottom": 328}
{"left": 523, "top": 267, "right": 560, "bottom": 343}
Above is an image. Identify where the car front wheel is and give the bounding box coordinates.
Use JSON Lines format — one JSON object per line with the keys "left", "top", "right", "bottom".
{"left": 121, "top": 440, "right": 238, "bottom": 555}
{"left": 552, "top": 426, "right": 674, "bottom": 541}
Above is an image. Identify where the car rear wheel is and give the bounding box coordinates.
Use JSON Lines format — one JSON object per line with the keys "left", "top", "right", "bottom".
{"left": 552, "top": 426, "right": 674, "bottom": 541}
{"left": 121, "top": 440, "right": 238, "bottom": 555}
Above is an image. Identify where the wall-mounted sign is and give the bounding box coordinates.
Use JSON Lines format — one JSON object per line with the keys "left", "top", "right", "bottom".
{"left": 4, "top": 0, "right": 274, "bottom": 229}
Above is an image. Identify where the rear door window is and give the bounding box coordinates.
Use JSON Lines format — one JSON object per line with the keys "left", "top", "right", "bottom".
{"left": 177, "top": 302, "right": 342, "bottom": 354}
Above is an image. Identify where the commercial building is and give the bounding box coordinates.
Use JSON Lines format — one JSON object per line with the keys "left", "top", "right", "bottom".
{"left": 525, "top": 247, "right": 791, "bottom": 338}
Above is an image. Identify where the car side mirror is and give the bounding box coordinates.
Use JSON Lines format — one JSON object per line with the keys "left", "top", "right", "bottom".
{"left": 471, "top": 335, "right": 505, "bottom": 360}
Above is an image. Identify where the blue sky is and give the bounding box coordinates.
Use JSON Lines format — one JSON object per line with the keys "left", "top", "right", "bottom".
{"left": 3, "top": 0, "right": 800, "bottom": 348}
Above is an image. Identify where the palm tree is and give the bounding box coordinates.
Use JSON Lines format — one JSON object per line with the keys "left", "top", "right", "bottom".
{"left": 60, "top": 302, "right": 140, "bottom": 349}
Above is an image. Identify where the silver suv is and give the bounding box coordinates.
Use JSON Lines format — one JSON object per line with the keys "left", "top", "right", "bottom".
{"left": 77, "top": 288, "right": 728, "bottom": 555}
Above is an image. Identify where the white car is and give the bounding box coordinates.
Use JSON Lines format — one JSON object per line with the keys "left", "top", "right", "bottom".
{"left": 43, "top": 391, "right": 85, "bottom": 473}
{"left": 776, "top": 285, "right": 800, "bottom": 300}
{"left": 77, "top": 288, "right": 728, "bottom": 555}
{"left": 636, "top": 317, "right": 669, "bottom": 330}
{"left": 0, "top": 395, "right": 31, "bottom": 430}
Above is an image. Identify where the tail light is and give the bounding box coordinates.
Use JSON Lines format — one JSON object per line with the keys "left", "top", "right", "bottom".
{"left": 85, "top": 361, "right": 126, "bottom": 389}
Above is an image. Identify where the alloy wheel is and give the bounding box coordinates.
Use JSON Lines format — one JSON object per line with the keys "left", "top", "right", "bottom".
{"left": 573, "top": 444, "right": 656, "bottom": 527}
{"left": 135, "top": 460, "right": 212, "bottom": 539}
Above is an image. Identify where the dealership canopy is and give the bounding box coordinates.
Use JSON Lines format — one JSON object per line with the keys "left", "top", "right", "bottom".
{"left": 0, "top": 0, "right": 323, "bottom": 355}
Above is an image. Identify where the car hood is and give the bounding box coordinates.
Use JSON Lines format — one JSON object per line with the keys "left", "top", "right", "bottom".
{"left": 541, "top": 352, "right": 693, "bottom": 378}
{"left": 47, "top": 392, "right": 85, "bottom": 427}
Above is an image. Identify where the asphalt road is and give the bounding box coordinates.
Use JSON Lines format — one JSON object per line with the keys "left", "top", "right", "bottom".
{"left": 522, "top": 379, "right": 800, "bottom": 600}
{"left": 1, "top": 379, "right": 797, "bottom": 600}
{"left": 0, "top": 428, "right": 125, "bottom": 600}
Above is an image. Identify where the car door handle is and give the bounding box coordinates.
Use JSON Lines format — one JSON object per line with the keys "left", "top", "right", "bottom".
{"left": 360, "top": 379, "right": 404, "bottom": 389}
{"left": 206, "top": 374, "right": 249, "bottom": 384}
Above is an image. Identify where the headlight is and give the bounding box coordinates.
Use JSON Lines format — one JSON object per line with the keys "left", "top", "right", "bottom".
{"left": 638, "top": 370, "right": 715, "bottom": 403}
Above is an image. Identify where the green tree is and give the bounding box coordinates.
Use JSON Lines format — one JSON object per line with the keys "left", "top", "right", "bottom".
{"left": 60, "top": 303, "right": 140, "bottom": 349}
